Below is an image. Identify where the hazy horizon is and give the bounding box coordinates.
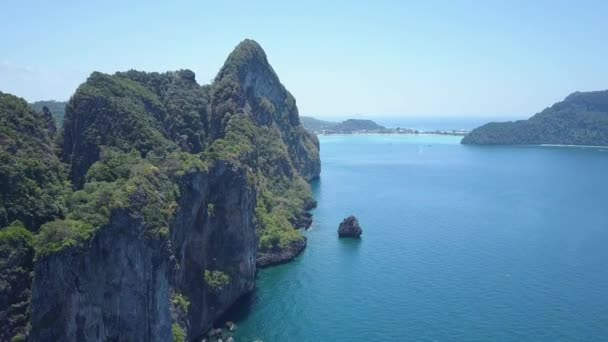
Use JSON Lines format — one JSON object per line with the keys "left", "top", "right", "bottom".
{"left": 2, "top": 1, "right": 607, "bottom": 119}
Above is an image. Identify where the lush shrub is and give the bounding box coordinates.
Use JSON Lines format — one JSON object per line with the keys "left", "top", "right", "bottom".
{"left": 0, "top": 92, "right": 69, "bottom": 231}
{"left": 204, "top": 270, "right": 231, "bottom": 293}
{"left": 10, "top": 333, "right": 26, "bottom": 342}
{"left": 172, "top": 323, "right": 186, "bottom": 342}
{"left": 35, "top": 219, "right": 94, "bottom": 258}
{"left": 171, "top": 293, "right": 190, "bottom": 314}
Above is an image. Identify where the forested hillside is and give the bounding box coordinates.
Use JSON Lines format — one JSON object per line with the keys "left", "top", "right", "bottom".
{"left": 463, "top": 90, "right": 608, "bottom": 146}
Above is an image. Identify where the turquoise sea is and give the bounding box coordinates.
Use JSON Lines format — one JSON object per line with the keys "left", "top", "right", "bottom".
{"left": 229, "top": 134, "right": 608, "bottom": 341}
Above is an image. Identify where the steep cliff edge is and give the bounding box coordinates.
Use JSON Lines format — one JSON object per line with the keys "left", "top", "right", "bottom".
{"left": 0, "top": 92, "right": 69, "bottom": 341}
{"left": 26, "top": 39, "right": 320, "bottom": 341}
{"left": 0, "top": 92, "right": 67, "bottom": 231}
{"left": 462, "top": 90, "right": 608, "bottom": 146}
{"left": 30, "top": 160, "right": 255, "bottom": 341}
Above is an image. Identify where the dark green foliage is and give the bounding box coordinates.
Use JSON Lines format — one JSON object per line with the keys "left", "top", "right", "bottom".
{"left": 85, "top": 148, "right": 141, "bottom": 183}
{"left": 34, "top": 219, "right": 94, "bottom": 258}
{"left": 0, "top": 221, "right": 34, "bottom": 341}
{"left": 11, "top": 334, "right": 26, "bottom": 342}
{"left": 463, "top": 90, "right": 608, "bottom": 146}
{"left": 160, "top": 151, "right": 209, "bottom": 179}
{"left": 117, "top": 70, "right": 211, "bottom": 152}
{"left": 204, "top": 114, "right": 257, "bottom": 162}
{"left": 34, "top": 151, "right": 181, "bottom": 257}
{"left": 0, "top": 92, "right": 69, "bottom": 231}
{"left": 63, "top": 69, "right": 214, "bottom": 187}
{"left": 29, "top": 100, "right": 66, "bottom": 128}
{"left": 62, "top": 72, "right": 174, "bottom": 186}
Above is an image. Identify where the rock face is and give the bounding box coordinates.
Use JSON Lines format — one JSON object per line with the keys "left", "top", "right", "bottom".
{"left": 30, "top": 210, "right": 173, "bottom": 342}
{"left": 170, "top": 162, "right": 257, "bottom": 337}
{"left": 338, "top": 216, "right": 363, "bottom": 238}
{"left": 462, "top": 90, "right": 608, "bottom": 146}
{"left": 29, "top": 160, "right": 257, "bottom": 342}
{"left": 211, "top": 39, "right": 320, "bottom": 181}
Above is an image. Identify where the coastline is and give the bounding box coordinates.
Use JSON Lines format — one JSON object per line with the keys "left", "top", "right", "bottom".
{"left": 539, "top": 143, "right": 608, "bottom": 149}
{"left": 316, "top": 132, "right": 467, "bottom": 137}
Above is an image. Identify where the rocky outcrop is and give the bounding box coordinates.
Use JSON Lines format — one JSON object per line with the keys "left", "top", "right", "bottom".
{"left": 338, "top": 216, "right": 363, "bottom": 238}
{"left": 212, "top": 39, "right": 320, "bottom": 181}
{"left": 257, "top": 238, "right": 307, "bottom": 268}
{"left": 170, "top": 161, "right": 257, "bottom": 339}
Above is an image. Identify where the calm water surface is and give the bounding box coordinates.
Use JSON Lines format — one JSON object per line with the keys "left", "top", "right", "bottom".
{"left": 229, "top": 134, "right": 608, "bottom": 341}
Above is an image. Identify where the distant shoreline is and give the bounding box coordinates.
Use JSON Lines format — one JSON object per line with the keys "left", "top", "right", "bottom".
{"left": 301, "top": 116, "right": 469, "bottom": 136}
{"left": 315, "top": 135, "right": 608, "bottom": 149}
{"left": 539, "top": 144, "right": 608, "bottom": 149}
{"left": 316, "top": 131, "right": 467, "bottom": 137}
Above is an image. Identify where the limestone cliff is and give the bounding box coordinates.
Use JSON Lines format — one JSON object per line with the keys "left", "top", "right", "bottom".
{"left": 25, "top": 39, "right": 320, "bottom": 341}
{"left": 30, "top": 161, "right": 255, "bottom": 341}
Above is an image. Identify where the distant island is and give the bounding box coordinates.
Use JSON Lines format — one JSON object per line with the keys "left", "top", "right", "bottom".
{"left": 462, "top": 90, "right": 608, "bottom": 146}
{"left": 301, "top": 116, "right": 468, "bottom": 136}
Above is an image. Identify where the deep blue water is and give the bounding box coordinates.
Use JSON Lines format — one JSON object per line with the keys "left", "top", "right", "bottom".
{"left": 230, "top": 134, "right": 608, "bottom": 341}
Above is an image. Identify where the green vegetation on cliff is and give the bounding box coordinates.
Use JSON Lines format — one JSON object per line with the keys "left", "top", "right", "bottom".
{"left": 208, "top": 40, "right": 319, "bottom": 252}
{"left": 204, "top": 270, "right": 231, "bottom": 293}
{"left": 34, "top": 148, "right": 192, "bottom": 257}
{"left": 0, "top": 92, "right": 69, "bottom": 231}
{"left": 172, "top": 323, "right": 186, "bottom": 342}
{"left": 463, "top": 90, "right": 608, "bottom": 146}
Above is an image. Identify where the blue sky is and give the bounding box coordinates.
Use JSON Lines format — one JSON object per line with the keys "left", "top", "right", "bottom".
{"left": 1, "top": 0, "right": 607, "bottom": 119}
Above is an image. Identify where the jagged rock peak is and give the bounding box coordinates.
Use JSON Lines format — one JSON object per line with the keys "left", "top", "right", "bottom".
{"left": 215, "top": 39, "right": 277, "bottom": 82}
